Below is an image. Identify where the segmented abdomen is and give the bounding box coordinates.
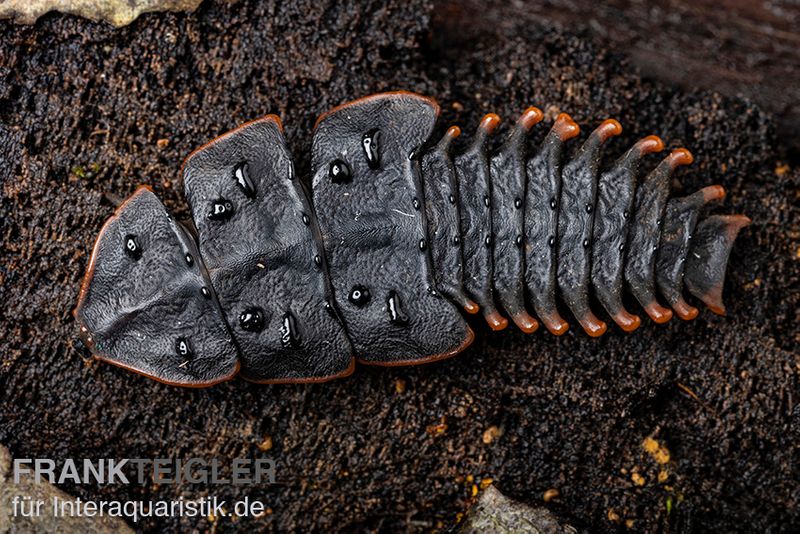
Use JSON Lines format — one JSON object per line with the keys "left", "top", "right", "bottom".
{"left": 74, "top": 92, "right": 750, "bottom": 387}
{"left": 421, "top": 100, "right": 748, "bottom": 337}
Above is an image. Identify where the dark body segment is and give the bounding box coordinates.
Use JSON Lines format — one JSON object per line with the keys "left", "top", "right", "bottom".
{"left": 182, "top": 117, "right": 354, "bottom": 383}
{"left": 489, "top": 108, "right": 543, "bottom": 333}
{"left": 625, "top": 149, "right": 693, "bottom": 323}
{"left": 523, "top": 114, "right": 579, "bottom": 336}
{"left": 556, "top": 119, "right": 621, "bottom": 337}
{"left": 76, "top": 92, "right": 752, "bottom": 387}
{"left": 74, "top": 187, "right": 240, "bottom": 386}
{"left": 656, "top": 185, "right": 726, "bottom": 320}
{"left": 684, "top": 214, "right": 751, "bottom": 315}
{"left": 591, "top": 135, "right": 664, "bottom": 332}
{"left": 455, "top": 114, "right": 508, "bottom": 331}
{"left": 311, "top": 92, "right": 473, "bottom": 364}
{"left": 421, "top": 126, "right": 478, "bottom": 314}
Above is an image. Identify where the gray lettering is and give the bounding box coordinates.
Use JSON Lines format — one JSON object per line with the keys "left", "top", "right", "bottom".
{"left": 106, "top": 458, "right": 129, "bottom": 483}
{"left": 12, "top": 459, "right": 31, "bottom": 484}
{"left": 153, "top": 458, "right": 172, "bottom": 483}
{"left": 83, "top": 459, "right": 104, "bottom": 484}
{"left": 58, "top": 459, "right": 80, "bottom": 484}
{"left": 254, "top": 458, "right": 276, "bottom": 484}
{"left": 34, "top": 459, "right": 55, "bottom": 483}
{"left": 183, "top": 458, "right": 206, "bottom": 483}
{"left": 232, "top": 458, "right": 251, "bottom": 485}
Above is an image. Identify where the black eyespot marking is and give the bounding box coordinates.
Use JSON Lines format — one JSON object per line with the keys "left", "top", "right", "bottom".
{"left": 185, "top": 253, "right": 194, "bottom": 266}
{"left": 201, "top": 286, "right": 211, "bottom": 298}
{"left": 302, "top": 214, "right": 310, "bottom": 225}
{"left": 348, "top": 285, "right": 371, "bottom": 306}
{"left": 419, "top": 239, "right": 427, "bottom": 251}
{"left": 208, "top": 198, "right": 235, "bottom": 221}
{"left": 239, "top": 307, "right": 264, "bottom": 332}
{"left": 515, "top": 197, "right": 522, "bottom": 209}
{"left": 280, "top": 312, "right": 301, "bottom": 348}
{"left": 387, "top": 291, "right": 409, "bottom": 325}
{"left": 412, "top": 197, "right": 420, "bottom": 210}
{"left": 362, "top": 129, "right": 381, "bottom": 169}
{"left": 329, "top": 159, "right": 352, "bottom": 183}
{"left": 124, "top": 234, "right": 142, "bottom": 260}
{"left": 516, "top": 235, "right": 523, "bottom": 247}
{"left": 234, "top": 162, "right": 256, "bottom": 198}
{"left": 175, "top": 337, "right": 193, "bottom": 358}
{"left": 449, "top": 194, "right": 456, "bottom": 204}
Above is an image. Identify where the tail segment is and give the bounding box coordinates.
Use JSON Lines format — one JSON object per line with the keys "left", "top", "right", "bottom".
{"left": 423, "top": 100, "right": 748, "bottom": 335}
{"left": 684, "top": 215, "right": 751, "bottom": 315}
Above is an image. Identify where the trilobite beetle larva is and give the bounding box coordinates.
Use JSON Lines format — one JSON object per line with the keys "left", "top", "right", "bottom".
{"left": 74, "top": 92, "right": 750, "bottom": 386}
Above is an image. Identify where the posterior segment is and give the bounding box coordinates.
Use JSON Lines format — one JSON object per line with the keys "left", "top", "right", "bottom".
{"left": 454, "top": 114, "right": 508, "bottom": 331}
{"left": 490, "top": 107, "right": 543, "bottom": 333}
{"left": 556, "top": 118, "right": 622, "bottom": 336}
{"left": 524, "top": 113, "right": 579, "bottom": 335}
{"left": 591, "top": 135, "right": 664, "bottom": 332}
{"left": 422, "top": 125, "right": 480, "bottom": 314}
{"left": 428, "top": 99, "right": 747, "bottom": 336}
{"left": 656, "top": 185, "right": 726, "bottom": 320}
{"left": 684, "top": 214, "right": 751, "bottom": 315}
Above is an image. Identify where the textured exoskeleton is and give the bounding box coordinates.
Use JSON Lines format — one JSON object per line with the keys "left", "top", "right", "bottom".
{"left": 75, "top": 92, "right": 750, "bottom": 386}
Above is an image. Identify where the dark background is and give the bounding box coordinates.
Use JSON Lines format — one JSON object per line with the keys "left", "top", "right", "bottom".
{"left": 1, "top": 0, "right": 798, "bottom": 531}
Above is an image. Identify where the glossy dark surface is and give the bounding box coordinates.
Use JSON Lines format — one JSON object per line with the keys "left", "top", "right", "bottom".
{"left": 656, "top": 188, "right": 713, "bottom": 314}
{"left": 592, "top": 139, "right": 657, "bottom": 327}
{"left": 182, "top": 116, "right": 353, "bottom": 382}
{"left": 624, "top": 152, "right": 688, "bottom": 321}
{"left": 77, "top": 92, "right": 748, "bottom": 384}
{"left": 685, "top": 215, "right": 751, "bottom": 314}
{"left": 490, "top": 113, "right": 538, "bottom": 332}
{"left": 524, "top": 127, "right": 570, "bottom": 334}
{"left": 310, "top": 93, "right": 472, "bottom": 364}
{"left": 556, "top": 122, "right": 617, "bottom": 335}
{"left": 454, "top": 118, "right": 504, "bottom": 329}
{"left": 420, "top": 129, "right": 474, "bottom": 311}
{"left": 74, "top": 188, "right": 239, "bottom": 386}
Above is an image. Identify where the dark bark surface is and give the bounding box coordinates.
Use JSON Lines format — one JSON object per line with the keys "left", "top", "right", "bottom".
{"left": 0, "top": 0, "right": 798, "bottom": 532}
{"left": 441, "top": 0, "right": 800, "bottom": 153}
